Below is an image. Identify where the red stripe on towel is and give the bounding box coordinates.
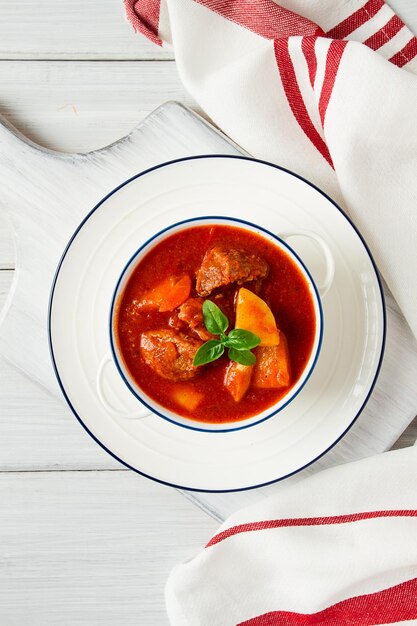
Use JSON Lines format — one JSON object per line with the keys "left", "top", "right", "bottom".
{"left": 124, "top": 0, "right": 162, "bottom": 46}
{"left": 206, "top": 509, "right": 417, "bottom": 547}
{"left": 194, "top": 1, "right": 335, "bottom": 165}
{"left": 326, "top": 0, "right": 385, "bottom": 39}
{"left": 363, "top": 14, "right": 404, "bottom": 50}
{"left": 274, "top": 39, "right": 334, "bottom": 168}
{"left": 301, "top": 37, "right": 318, "bottom": 87}
{"left": 389, "top": 37, "right": 417, "bottom": 67}
{"left": 193, "top": 0, "right": 323, "bottom": 39}
{"left": 318, "top": 40, "right": 348, "bottom": 125}
{"left": 239, "top": 578, "right": 417, "bottom": 625}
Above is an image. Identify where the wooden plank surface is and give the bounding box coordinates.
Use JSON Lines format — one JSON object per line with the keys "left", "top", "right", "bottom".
{"left": 0, "top": 61, "right": 197, "bottom": 153}
{"left": 0, "top": 353, "right": 119, "bottom": 471}
{"left": 0, "top": 237, "right": 14, "bottom": 269}
{"left": 0, "top": 271, "right": 13, "bottom": 309}
{"left": 0, "top": 0, "right": 173, "bottom": 60}
{"left": 0, "top": 471, "right": 217, "bottom": 626}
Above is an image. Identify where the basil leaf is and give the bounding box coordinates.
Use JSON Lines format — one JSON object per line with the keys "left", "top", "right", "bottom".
{"left": 202, "top": 300, "right": 229, "bottom": 335}
{"left": 193, "top": 340, "right": 225, "bottom": 366}
{"left": 225, "top": 329, "right": 261, "bottom": 350}
{"left": 228, "top": 347, "right": 256, "bottom": 366}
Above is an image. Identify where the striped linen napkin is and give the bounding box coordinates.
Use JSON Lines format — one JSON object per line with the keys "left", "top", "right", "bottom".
{"left": 165, "top": 445, "right": 417, "bottom": 625}
{"left": 124, "top": 1, "right": 417, "bottom": 623}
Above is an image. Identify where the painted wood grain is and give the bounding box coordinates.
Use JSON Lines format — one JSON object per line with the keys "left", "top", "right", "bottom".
{"left": 0, "top": 355, "right": 119, "bottom": 471}
{"left": 0, "top": 0, "right": 173, "bottom": 60}
{"left": 0, "top": 197, "right": 15, "bottom": 269}
{"left": 391, "top": 416, "right": 417, "bottom": 449}
{"left": 0, "top": 470, "right": 217, "bottom": 626}
{"left": 0, "top": 271, "right": 13, "bottom": 309}
{"left": 0, "top": 61, "right": 198, "bottom": 153}
{"left": 0, "top": 236, "right": 14, "bottom": 269}
{"left": 0, "top": 0, "right": 415, "bottom": 61}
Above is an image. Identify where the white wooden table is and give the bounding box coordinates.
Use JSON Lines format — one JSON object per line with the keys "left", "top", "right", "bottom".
{"left": 0, "top": 2, "right": 416, "bottom": 624}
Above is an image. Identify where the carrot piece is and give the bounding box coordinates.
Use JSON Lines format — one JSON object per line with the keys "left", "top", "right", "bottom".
{"left": 235, "top": 288, "right": 280, "bottom": 346}
{"left": 159, "top": 275, "right": 192, "bottom": 312}
{"left": 224, "top": 361, "right": 254, "bottom": 402}
{"left": 252, "top": 332, "right": 291, "bottom": 389}
{"left": 139, "top": 277, "right": 176, "bottom": 309}
{"left": 138, "top": 275, "right": 191, "bottom": 311}
{"left": 171, "top": 385, "right": 204, "bottom": 411}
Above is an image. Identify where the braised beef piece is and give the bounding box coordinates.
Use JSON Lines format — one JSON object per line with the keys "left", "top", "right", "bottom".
{"left": 140, "top": 329, "right": 202, "bottom": 382}
{"left": 178, "top": 298, "right": 203, "bottom": 328}
{"left": 196, "top": 246, "right": 269, "bottom": 297}
{"left": 168, "top": 310, "right": 186, "bottom": 331}
{"left": 177, "top": 297, "right": 214, "bottom": 341}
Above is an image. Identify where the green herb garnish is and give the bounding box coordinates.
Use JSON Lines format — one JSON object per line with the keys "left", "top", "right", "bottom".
{"left": 193, "top": 300, "right": 260, "bottom": 367}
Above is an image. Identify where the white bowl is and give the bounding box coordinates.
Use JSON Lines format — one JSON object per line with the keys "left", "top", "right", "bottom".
{"left": 108, "top": 216, "right": 331, "bottom": 432}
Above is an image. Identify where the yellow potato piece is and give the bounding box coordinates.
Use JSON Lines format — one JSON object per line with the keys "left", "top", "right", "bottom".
{"left": 171, "top": 385, "right": 204, "bottom": 412}
{"left": 235, "top": 288, "right": 280, "bottom": 346}
{"left": 252, "top": 334, "right": 291, "bottom": 389}
{"left": 224, "top": 361, "right": 254, "bottom": 402}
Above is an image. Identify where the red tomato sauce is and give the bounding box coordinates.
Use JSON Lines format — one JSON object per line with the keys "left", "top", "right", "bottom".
{"left": 114, "top": 225, "right": 316, "bottom": 424}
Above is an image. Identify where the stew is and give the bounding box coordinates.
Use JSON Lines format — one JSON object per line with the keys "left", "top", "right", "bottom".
{"left": 114, "top": 224, "right": 316, "bottom": 424}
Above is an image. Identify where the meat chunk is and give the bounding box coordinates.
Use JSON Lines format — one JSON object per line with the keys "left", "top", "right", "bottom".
{"left": 196, "top": 246, "right": 269, "bottom": 296}
{"left": 177, "top": 297, "right": 213, "bottom": 341}
{"left": 178, "top": 297, "right": 204, "bottom": 328}
{"left": 140, "top": 329, "right": 202, "bottom": 381}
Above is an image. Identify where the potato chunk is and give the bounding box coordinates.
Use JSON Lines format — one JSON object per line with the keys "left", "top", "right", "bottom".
{"left": 171, "top": 385, "right": 204, "bottom": 411}
{"left": 224, "top": 361, "right": 254, "bottom": 402}
{"left": 235, "top": 288, "right": 280, "bottom": 346}
{"left": 252, "top": 333, "right": 291, "bottom": 389}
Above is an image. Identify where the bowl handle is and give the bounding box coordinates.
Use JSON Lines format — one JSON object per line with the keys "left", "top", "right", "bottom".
{"left": 96, "top": 353, "right": 151, "bottom": 419}
{"left": 280, "top": 231, "right": 335, "bottom": 298}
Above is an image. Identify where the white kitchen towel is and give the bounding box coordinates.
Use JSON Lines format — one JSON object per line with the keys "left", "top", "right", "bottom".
{"left": 165, "top": 444, "right": 417, "bottom": 625}
{"left": 125, "top": 0, "right": 417, "bottom": 340}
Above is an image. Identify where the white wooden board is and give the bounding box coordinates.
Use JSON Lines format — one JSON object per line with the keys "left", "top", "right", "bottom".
{"left": 0, "top": 354, "right": 119, "bottom": 471}
{"left": 0, "top": 101, "right": 416, "bottom": 521}
{"left": 0, "top": 60, "right": 198, "bottom": 153}
{"left": 0, "top": 470, "right": 218, "bottom": 626}
{"left": 0, "top": 0, "right": 173, "bottom": 60}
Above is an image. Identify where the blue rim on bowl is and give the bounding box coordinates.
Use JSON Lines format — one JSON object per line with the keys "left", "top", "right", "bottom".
{"left": 109, "top": 216, "right": 324, "bottom": 433}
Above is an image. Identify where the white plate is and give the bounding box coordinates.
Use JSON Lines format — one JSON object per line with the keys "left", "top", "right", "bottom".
{"left": 49, "top": 155, "right": 385, "bottom": 492}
